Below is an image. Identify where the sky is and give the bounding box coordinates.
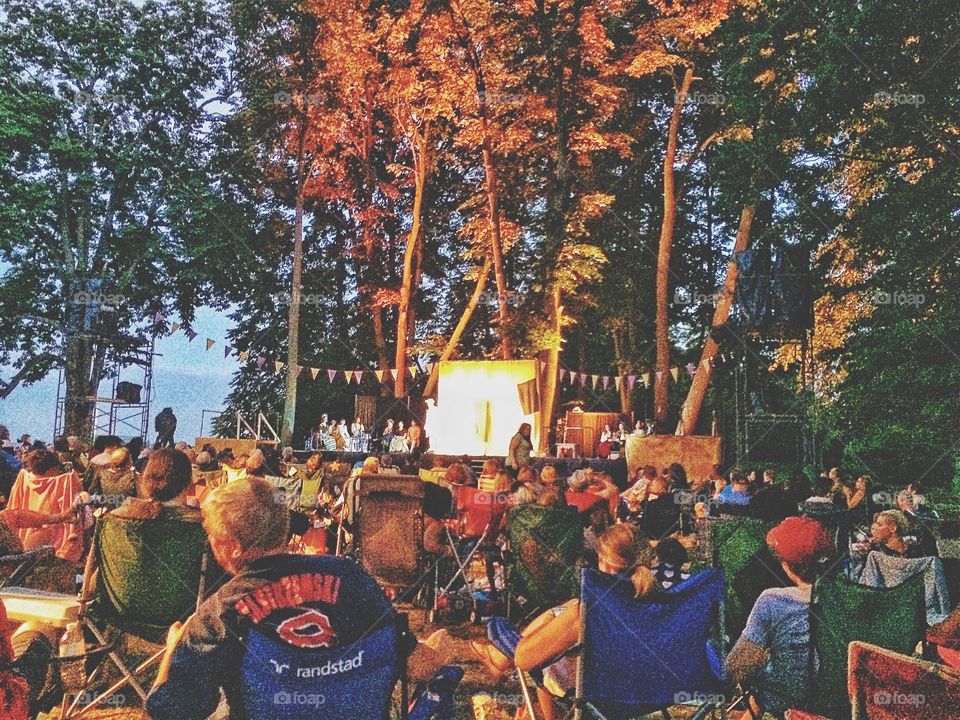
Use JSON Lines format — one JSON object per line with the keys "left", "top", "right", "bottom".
{"left": 0, "top": 307, "right": 236, "bottom": 444}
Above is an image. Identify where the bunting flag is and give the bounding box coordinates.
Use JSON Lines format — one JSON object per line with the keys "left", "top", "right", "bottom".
{"left": 327, "top": 369, "right": 337, "bottom": 383}
{"left": 390, "top": 369, "right": 399, "bottom": 381}
{"left": 239, "top": 351, "right": 249, "bottom": 362}
{"left": 538, "top": 360, "right": 547, "bottom": 376}
{"left": 310, "top": 367, "right": 320, "bottom": 380}
{"left": 602, "top": 376, "right": 610, "bottom": 390}
{"left": 206, "top": 338, "right": 216, "bottom": 350}
{"left": 426, "top": 362, "right": 434, "bottom": 375}
{"left": 171, "top": 322, "right": 181, "bottom": 333}
{"left": 670, "top": 367, "right": 679, "bottom": 382}
{"left": 375, "top": 370, "right": 385, "bottom": 383}
{"left": 256, "top": 356, "right": 266, "bottom": 369}
{"left": 579, "top": 373, "right": 588, "bottom": 387}
{"left": 186, "top": 329, "right": 198, "bottom": 342}
{"left": 614, "top": 376, "right": 621, "bottom": 390}
{"left": 224, "top": 345, "right": 232, "bottom": 358}
{"left": 295, "top": 365, "right": 304, "bottom": 378}
{"left": 686, "top": 362, "right": 697, "bottom": 377}
{"left": 274, "top": 361, "right": 284, "bottom": 374}
{"left": 154, "top": 312, "right": 166, "bottom": 325}
{"left": 408, "top": 366, "right": 417, "bottom": 378}
{"left": 559, "top": 369, "right": 567, "bottom": 382}
{"left": 591, "top": 374, "right": 600, "bottom": 389}
{"left": 629, "top": 374, "right": 638, "bottom": 389}
{"left": 655, "top": 370, "right": 664, "bottom": 383}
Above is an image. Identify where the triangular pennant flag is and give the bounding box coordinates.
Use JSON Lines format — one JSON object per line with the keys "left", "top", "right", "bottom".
{"left": 670, "top": 367, "right": 679, "bottom": 382}
{"left": 256, "top": 356, "right": 266, "bottom": 369}
{"left": 640, "top": 373, "right": 649, "bottom": 388}
{"left": 224, "top": 345, "right": 232, "bottom": 358}
{"left": 295, "top": 365, "right": 304, "bottom": 378}
{"left": 686, "top": 362, "right": 697, "bottom": 377}
{"left": 153, "top": 312, "right": 166, "bottom": 325}
{"left": 426, "top": 362, "right": 434, "bottom": 375}
{"left": 186, "top": 329, "right": 198, "bottom": 342}
{"left": 171, "top": 322, "right": 181, "bottom": 333}
{"left": 356, "top": 370, "right": 365, "bottom": 383}
{"left": 239, "top": 351, "right": 249, "bottom": 362}
{"left": 591, "top": 374, "right": 600, "bottom": 389}
{"left": 559, "top": 369, "right": 567, "bottom": 381}
{"left": 375, "top": 370, "right": 385, "bottom": 383}
{"left": 538, "top": 360, "right": 547, "bottom": 375}
{"left": 274, "top": 361, "right": 284, "bottom": 374}
{"left": 349, "top": 370, "right": 359, "bottom": 383}
{"left": 408, "top": 366, "right": 417, "bottom": 378}
{"left": 614, "top": 376, "right": 621, "bottom": 390}
{"left": 310, "top": 367, "right": 320, "bottom": 380}
{"left": 390, "top": 369, "right": 399, "bottom": 381}
{"left": 579, "top": 373, "right": 587, "bottom": 387}
{"left": 327, "top": 369, "right": 337, "bottom": 383}
{"left": 655, "top": 370, "right": 665, "bottom": 383}
{"left": 206, "top": 338, "right": 215, "bottom": 350}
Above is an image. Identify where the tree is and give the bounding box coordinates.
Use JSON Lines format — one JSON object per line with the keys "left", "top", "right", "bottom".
{"left": 0, "top": 0, "right": 225, "bottom": 436}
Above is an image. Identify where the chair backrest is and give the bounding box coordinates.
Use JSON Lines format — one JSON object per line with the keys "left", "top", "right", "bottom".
{"left": 356, "top": 475, "right": 425, "bottom": 587}
{"left": 454, "top": 485, "right": 509, "bottom": 537}
{"left": 858, "top": 551, "right": 951, "bottom": 625}
{"left": 506, "top": 504, "right": 584, "bottom": 611}
{"left": 848, "top": 640, "right": 960, "bottom": 720}
{"left": 578, "top": 568, "right": 725, "bottom": 713}
{"left": 708, "top": 516, "right": 784, "bottom": 643}
{"left": 91, "top": 510, "right": 207, "bottom": 640}
{"left": 240, "top": 622, "right": 400, "bottom": 720}
{"left": 810, "top": 573, "right": 925, "bottom": 718}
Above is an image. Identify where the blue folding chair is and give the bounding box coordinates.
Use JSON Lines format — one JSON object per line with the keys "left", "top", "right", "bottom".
{"left": 571, "top": 567, "right": 726, "bottom": 719}
{"left": 240, "top": 614, "right": 462, "bottom": 720}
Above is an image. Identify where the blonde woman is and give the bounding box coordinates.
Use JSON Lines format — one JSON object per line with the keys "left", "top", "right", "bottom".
{"left": 470, "top": 523, "right": 658, "bottom": 720}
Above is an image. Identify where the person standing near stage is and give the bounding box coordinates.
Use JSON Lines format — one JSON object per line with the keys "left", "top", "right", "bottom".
{"left": 506, "top": 423, "right": 533, "bottom": 471}
{"left": 154, "top": 408, "right": 177, "bottom": 449}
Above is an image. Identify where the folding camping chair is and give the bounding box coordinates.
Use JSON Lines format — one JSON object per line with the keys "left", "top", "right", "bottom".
{"left": 238, "top": 612, "right": 463, "bottom": 720}
{"left": 804, "top": 573, "right": 925, "bottom": 719}
{"left": 570, "top": 567, "right": 727, "bottom": 720}
{"left": 707, "top": 516, "right": 785, "bottom": 647}
{"left": 848, "top": 640, "right": 960, "bottom": 719}
{"left": 505, "top": 504, "right": 584, "bottom": 621}
{"left": 60, "top": 508, "right": 212, "bottom": 718}
{"left": 355, "top": 475, "right": 427, "bottom": 603}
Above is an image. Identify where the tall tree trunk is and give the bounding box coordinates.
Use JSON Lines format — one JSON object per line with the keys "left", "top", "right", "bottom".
{"left": 611, "top": 323, "right": 633, "bottom": 416}
{"left": 654, "top": 66, "right": 694, "bottom": 430}
{"left": 676, "top": 204, "right": 756, "bottom": 435}
{"left": 394, "top": 131, "right": 429, "bottom": 398}
{"left": 281, "top": 132, "right": 307, "bottom": 445}
{"left": 539, "top": 285, "right": 563, "bottom": 454}
{"left": 423, "top": 255, "right": 492, "bottom": 397}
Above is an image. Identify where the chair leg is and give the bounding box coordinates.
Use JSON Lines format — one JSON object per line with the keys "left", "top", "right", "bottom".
{"left": 68, "top": 649, "right": 163, "bottom": 718}
{"left": 517, "top": 669, "right": 539, "bottom": 720}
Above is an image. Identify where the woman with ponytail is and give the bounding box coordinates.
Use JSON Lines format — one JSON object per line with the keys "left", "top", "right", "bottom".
{"left": 470, "top": 523, "right": 659, "bottom": 719}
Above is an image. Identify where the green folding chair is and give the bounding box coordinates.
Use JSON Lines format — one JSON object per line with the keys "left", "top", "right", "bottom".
{"left": 505, "top": 504, "right": 583, "bottom": 620}
{"left": 807, "top": 573, "right": 925, "bottom": 719}
{"left": 709, "top": 516, "right": 785, "bottom": 646}
{"left": 65, "top": 507, "right": 213, "bottom": 718}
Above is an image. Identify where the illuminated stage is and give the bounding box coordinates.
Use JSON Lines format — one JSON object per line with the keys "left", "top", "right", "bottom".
{"left": 424, "top": 360, "right": 542, "bottom": 457}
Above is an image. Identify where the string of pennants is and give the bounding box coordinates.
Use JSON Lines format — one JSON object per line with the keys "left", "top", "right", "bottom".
{"left": 540, "top": 357, "right": 721, "bottom": 392}
{"left": 151, "top": 313, "right": 429, "bottom": 385}
{"left": 152, "top": 312, "right": 721, "bottom": 390}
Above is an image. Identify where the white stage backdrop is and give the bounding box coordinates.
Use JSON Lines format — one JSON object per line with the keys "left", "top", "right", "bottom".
{"left": 426, "top": 360, "right": 541, "bottom": 456}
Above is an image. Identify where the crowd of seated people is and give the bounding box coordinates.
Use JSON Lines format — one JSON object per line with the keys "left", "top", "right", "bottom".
{"left": 3, "top": 421, "right": 960, "bottom": 719}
